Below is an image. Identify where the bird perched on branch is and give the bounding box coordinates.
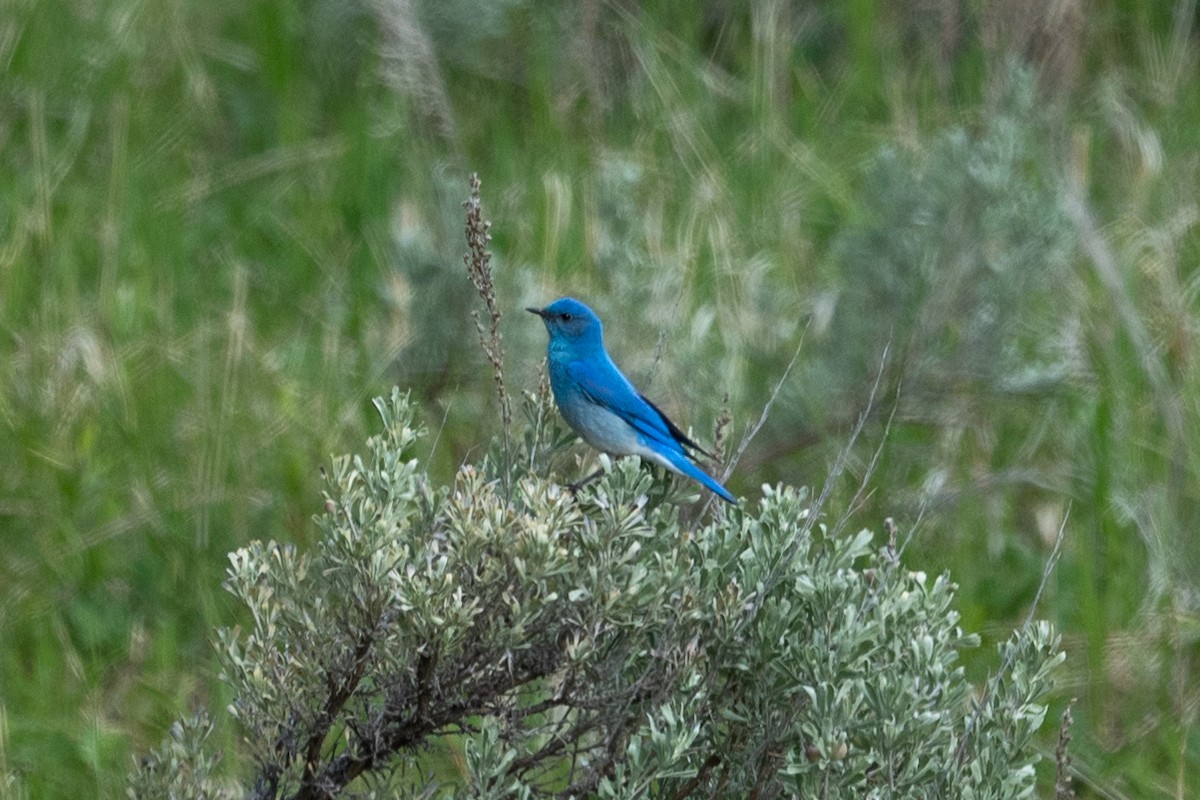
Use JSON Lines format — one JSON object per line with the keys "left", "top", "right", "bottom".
{"left": 528, "top": 297, "right": 736, "bottom": 504}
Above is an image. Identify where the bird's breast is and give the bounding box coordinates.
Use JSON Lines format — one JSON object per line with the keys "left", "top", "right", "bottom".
{"left": 546, "top": 365, "right": 638, "bottom": 456}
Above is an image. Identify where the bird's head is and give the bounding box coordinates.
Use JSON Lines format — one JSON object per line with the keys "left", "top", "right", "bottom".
{"left": 527, "top": 297, "right": 603, "bottom": 347}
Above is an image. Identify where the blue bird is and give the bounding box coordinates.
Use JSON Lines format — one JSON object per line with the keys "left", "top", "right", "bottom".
{"left": 528, "top": 298, "right": 736, "bottom": 504}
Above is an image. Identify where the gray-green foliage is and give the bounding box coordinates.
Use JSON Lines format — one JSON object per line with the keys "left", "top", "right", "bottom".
{"left": 127, "top": 712, "right": 228, "bottom": 800}
{"left": 827, "top": 65, "right": 1077, "bottom": 402}
{"left": 129, "top": 389, "right": 1062, "bottom": 798}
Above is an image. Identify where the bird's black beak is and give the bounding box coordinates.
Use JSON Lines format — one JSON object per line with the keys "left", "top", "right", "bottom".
{"left": 526, "top": 307, "right": 547, "bottom": 318}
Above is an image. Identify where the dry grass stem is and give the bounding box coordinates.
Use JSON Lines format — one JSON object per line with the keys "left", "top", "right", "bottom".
{"left": 1055, "top": 698, "right": 1077, "bottom": 800}
{"left": 463, "top": 172, "right": 513, "bottom": 484}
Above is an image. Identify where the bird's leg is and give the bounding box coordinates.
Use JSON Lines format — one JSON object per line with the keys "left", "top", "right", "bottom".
{"left": 568, "top": 467, "right": 606, "bottom": 496}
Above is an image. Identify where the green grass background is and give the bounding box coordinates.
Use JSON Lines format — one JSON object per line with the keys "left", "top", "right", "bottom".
{"left": 2, "top": 0, "right": 1198, "bottom": 796}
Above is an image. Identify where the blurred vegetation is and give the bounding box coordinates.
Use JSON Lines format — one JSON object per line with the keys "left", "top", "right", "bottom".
{"left": 0, "top": 0, "right": 1197, "bottom": 796}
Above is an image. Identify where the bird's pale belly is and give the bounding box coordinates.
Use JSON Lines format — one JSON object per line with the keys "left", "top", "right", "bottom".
{"left": 560, "top": 401, "right": 638, "bottom": 454}
{"left": 559, "top": 400, "right": 680, "bottom": 475}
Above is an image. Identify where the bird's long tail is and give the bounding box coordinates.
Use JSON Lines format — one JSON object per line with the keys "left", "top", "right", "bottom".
{"left": 664, "top": 449, "right": 737, "bottom": 505}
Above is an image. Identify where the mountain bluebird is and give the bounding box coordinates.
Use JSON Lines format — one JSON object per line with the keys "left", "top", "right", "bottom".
{"left": 528, "top": 297, "right": 736, "bottom": 504}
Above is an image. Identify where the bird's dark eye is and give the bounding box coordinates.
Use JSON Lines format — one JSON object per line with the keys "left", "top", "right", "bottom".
{"left": 560, "top": 313, "right": 572, "bottom": 322}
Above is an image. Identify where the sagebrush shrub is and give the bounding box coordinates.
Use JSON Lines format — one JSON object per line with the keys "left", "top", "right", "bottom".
{"left": 129, "top": 389, "right": 1062, "bottom": 799}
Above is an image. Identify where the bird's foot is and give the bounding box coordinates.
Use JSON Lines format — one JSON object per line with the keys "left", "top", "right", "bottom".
{"left": 567, "top": 467, "right": 606, "bottom": 496}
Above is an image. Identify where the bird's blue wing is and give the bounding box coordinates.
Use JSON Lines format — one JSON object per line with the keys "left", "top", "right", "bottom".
{"left": 637, "top": 394, "right": 718, "bottom": 460}
{"left": 565, "top": 358, "right": 736, "bottom": 505}
{"left": 565, "top": 359, "right": 680, "bottom": 451}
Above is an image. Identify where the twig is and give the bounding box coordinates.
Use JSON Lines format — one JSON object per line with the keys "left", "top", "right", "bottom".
{"left": 1055, "top": 698, "right": 1077, "bottom": 800}
{"left": 669, "top": 753, "right": 721, "bottom": 799}
{"left": 423, "top": 398, "right": 453, "bottom": 473}
{"left": 1023, "top": 507, "right": 1068, "bottom": 628}
{"left": 463, "top": 173, "right": 513, "bottom": 492}
{"left": 724, "top": 319, "right": 809, "bottom": 481}
{"left": 789, "top": 340, "right": 889, "bottom": 546}
{"left": 713, "top": 393, "right": 732, "bottom": 463}
{"left": 735, "top": 340, "right": 890, "bottom": 629}
{"left": 952, "top": 505, "right": 1070, "bottom": 767}
{"left": 832, "top": 359, "right": 900, "bottom": 537}
{"left": 694, "top": 319, "right": 809, "bottom": 518}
